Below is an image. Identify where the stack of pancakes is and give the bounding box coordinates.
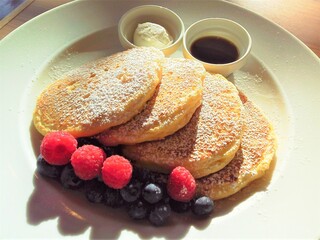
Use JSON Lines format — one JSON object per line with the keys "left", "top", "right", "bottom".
{"left": 33, "top": 47, "right": 276, "bottom": 200}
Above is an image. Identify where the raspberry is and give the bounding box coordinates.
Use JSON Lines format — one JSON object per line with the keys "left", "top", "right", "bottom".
{"left": 167, "top": 166, "right": 196, "bottom": 202}
{"left": 71, "top": 145, "right": 106, "bottom": 180}
{"left": 101, "top": 155, "right": 132, "bottom": 189}
{"left": 40, "top": 131, "right": 77, "bottom": 165}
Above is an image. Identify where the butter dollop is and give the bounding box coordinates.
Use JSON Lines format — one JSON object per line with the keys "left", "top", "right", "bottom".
{"left": 133, "top": 22, "right": 173, "bottom": 49}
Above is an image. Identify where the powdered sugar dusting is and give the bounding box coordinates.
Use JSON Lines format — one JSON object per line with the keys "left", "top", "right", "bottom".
{"left": 122, "top": 73, "right": 243, "bottom": 177}
{"left": 197, "top": 99, "right": 275, "bottom": 189}
{"left": 97, "top": 58, "right": 206, "bottom": 145}
{"left": 34, "top": 47, "right": 165, "bottom": 136}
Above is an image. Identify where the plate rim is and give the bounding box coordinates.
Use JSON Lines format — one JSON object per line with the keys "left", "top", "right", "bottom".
{"left": 0, "top": 0, "right": 319, "bottom": 239}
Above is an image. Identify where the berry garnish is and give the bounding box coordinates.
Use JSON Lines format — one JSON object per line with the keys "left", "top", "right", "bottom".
{"left": 71, "top": 145, "right": 106, "bottom": 180}
{"left": 169, "top": 198, "right": 191, "bottom": 213}
{"left": 103, "top": 187, "right": 124, "bottom": 208}
{"left": 127, "top": 200, "right": 150, "bottom": 220}
{"left": 148, "top": 203, "right": 171, "bottom": 226}
{"left": 101, "top": 155, "right": 132, "bottom": 189}
{"left": 191, "top": 196, "right": 214, "bottom": 217}
{"left": 132, "top": 166, "right": 150, "bottom": 183}
{"left": 120, "top": 180, "right": 142, "bottom": 203}
{"left": 84, "top": 179, "right": 106, "bottom": 203}
{"left": 60, "top": 164, "right": 84, "bottom": 190}
{"left": 77, "top": 137, "right": 121, "bottom": 156}
{"left": 142, "top": 183, "right": 163, "bottom": 204}
{"left": 36, "top": 154, "right": 64, "bottom": 178}
{"left": 77, "top": 137, "right": 102, "bottom": 148}
{"left": 167, "top": 166, "right": 196, "bottom": 202}
{"left": 40, "top": 131, "right": 77, "bottom": 165}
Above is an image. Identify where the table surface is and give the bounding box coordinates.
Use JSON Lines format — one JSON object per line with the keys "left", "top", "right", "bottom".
{"left": 0, "top": 0, "right": 319, "bottom": 57}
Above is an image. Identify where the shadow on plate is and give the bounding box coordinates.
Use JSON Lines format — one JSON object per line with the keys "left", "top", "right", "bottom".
{"left": 28, "top": 122, "right": 276, "bottom": 239}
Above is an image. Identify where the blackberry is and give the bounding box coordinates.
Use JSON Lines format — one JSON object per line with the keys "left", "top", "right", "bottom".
{"left": 147, "top": 171, "right": 168, "bottom": 185}
{"left": 60, "top": 164, "right": 84, "bottom": 190}
{"left": 120, "top": 180, "right": 142, "bottom": 203}
{"left": 127, "top": 200, "right": 150, "bottom": 220}
{"left": 132, "top": 166, "right": 150, "bottom": 182}
{"left": 191, "top": 196, "right": 214, "bottom": 217}
{"left": 142, "top": 183, "right": 163, "bottom": 204}
{"left": 169, "top": 199, "right": 191, "bottom": 213}
{"left": 148, "top": 203, "right": 171, "bottom": 226}
{"left": 96, "top": 174, "right": 104, "bottom": 182}
{"left": 77, "top": 137, "right": 101, "bottom": 148}
{"left": 101, "top": 145, "right": 121, "bottom": 157}
{"left": 84, "top": 179, "right": 106, "bottom": 203}
{"left": 77, "top": 137, "right": 120, "bottom": 156}
{"left": 161, "top": 195, "right": 171, "bottom": 205}
{"left": 103, "top": 187, "right": 124, "bottom": 208}
{"left": 36, "top": 154, "right": 64, "bottom": 178}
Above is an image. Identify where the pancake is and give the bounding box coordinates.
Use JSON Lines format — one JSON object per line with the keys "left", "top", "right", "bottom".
{"left": 33, "top": 47, "right": 164, "bottom": 137}
{"left": 122, "top": 73, "right": 244, "bottom": 178}
{"left": 196, "top": 99, "right": 277, "bottom": 200}
{"left": 96, "top": 58, "right": 206, "bottom": 146}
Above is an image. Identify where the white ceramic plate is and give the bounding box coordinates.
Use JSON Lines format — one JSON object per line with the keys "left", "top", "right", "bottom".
{"left": 1, "top": 0, "right": 319, "bottom": 239}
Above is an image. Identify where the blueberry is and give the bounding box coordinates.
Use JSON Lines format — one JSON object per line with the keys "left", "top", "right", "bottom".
{"left": 60, "top": 164, "right": 84, "bottom": 190}
{"left": 84, "top": 179, "right": 106, "bottom": 203}
{"left": 148, "top": 203, "right": 171, "bottom": 226}
{"left": 120, "top": 180, "right": 142, "bottom": 203}
{"left": 103, "top": 187, "right": 124, "bottom": 208}
{"left": 142, "top": 183, "right": 163, "bottom": 204}
{"left": 36, "top": 154, "right": 64, "bottom": 178}
{"left": 191, "top": 196, "right": 214, "bottom": 217}
{"left": 127, "top": 200, "right": 150, "bottom": 220}
{"left": 169, "top": 199, "right": 191, "bottom": 213}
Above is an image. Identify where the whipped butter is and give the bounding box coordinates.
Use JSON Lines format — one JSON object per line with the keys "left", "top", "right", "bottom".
{"left": 133, "top": 22, "right": 173, "bottom": 49}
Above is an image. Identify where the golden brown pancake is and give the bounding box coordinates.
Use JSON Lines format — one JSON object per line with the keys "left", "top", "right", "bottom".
{"left": 33, "top": 47, "right": 164, "bottom": 137}
{"left": 96, "top": 58, "right": 205, "bottom": 146}
{"left": 122, "top": 73, "right": 244, "bottom": 178}
{"left": 196, "top": 99, "right": 277, "bottom": 200}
